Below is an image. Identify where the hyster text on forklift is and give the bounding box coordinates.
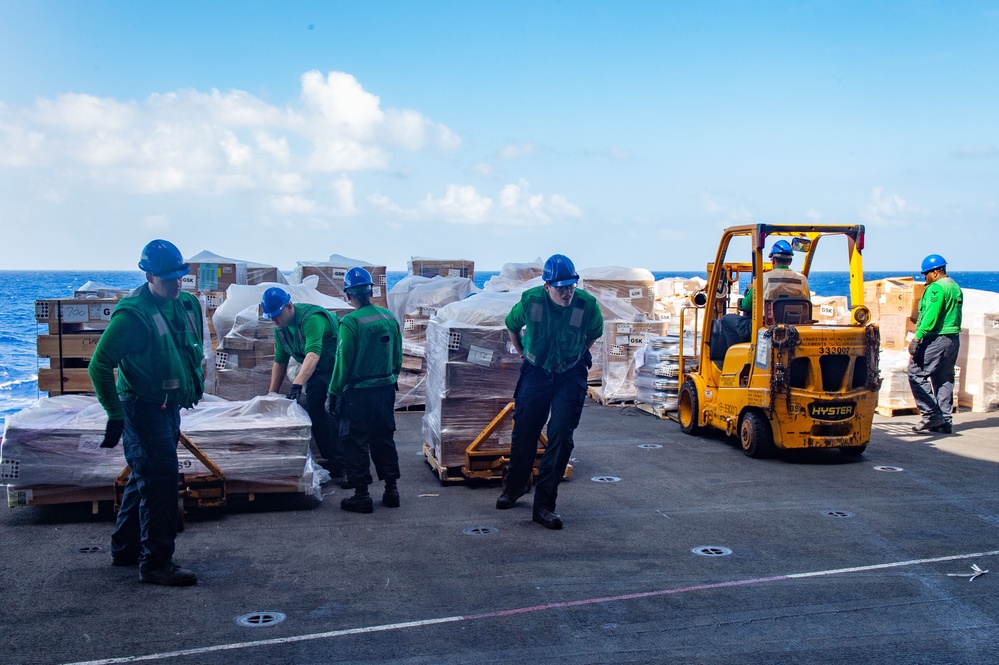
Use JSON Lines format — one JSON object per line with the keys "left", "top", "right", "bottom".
{"left": 677, "top": 224, "right": 881, "bottom": 458}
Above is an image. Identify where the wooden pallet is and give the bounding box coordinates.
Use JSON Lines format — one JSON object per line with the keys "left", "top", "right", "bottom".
{"left": 875, "top": 404, "right": 919, "bottom": 418}
{"left": 636, "top": 402, "right": 677, "bottom": 421}
{"left": 586, "top": 385, "right": 637, "bottom": 406}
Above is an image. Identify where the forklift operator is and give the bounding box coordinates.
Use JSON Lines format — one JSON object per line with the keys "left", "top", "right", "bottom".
{"left": 712, "top": 240, "right": 810, "bottom": 361}
{"left": 739, "top": 239, "right": 810, "bottom": 310}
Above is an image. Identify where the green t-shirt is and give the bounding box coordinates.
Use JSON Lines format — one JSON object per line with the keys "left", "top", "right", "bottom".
{"left": 915, "top": 276, "right": 963, "bottom": 339}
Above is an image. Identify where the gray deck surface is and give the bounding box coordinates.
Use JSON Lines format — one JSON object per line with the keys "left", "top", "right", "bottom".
{"left": 4, "top": 404, "right": 999, "bottom": 665}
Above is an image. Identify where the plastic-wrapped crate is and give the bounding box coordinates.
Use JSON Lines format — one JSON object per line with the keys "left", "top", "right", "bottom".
{"left": 421, "top": 292, "right": 522, "bottom": 467}
{"left": 2, "top": 394, "right": 318, "bottom": 507}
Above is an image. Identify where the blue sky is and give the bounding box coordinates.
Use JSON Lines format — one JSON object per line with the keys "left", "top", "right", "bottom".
{"left": 1, "top": 1, "right": 996, "bottom": 272}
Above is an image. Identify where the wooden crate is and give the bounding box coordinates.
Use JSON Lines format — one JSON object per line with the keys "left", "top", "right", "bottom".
{"left": 37, "top": 333, "right": 103, "bottom": 360}
{"left": 37, "top": 368, "right": 100, "bottom": 394}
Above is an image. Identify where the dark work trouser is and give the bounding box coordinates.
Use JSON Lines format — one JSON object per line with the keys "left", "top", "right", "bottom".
{"left": 338, "top": 384, "right": 399, "bottom": 487}
{"left": 304, "top": 369, "right": 342, "bottom": 472}
{"left": 505, "top": 355, "right": 589, "bottom": 513}
{"left": 112, "top": 400, "right": 181, "bottom": 572}
{"left": 908, "top": 333, "right": 960, "bottom": 425}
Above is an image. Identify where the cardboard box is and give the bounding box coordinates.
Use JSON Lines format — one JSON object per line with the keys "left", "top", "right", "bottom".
{"left": 296, "top": 264, "right": 388, "bottom": 306}
{"left": 878, "top": 315, "right": 917, "bottom": 351}
{"left": 185, "top": 261, "right": 246, "bottom": 292}
{"left": 408, "top": 258, "right": 475, "bottom": 280}
{"left": 864, "top": 277, "right": 925, "bottom": 322}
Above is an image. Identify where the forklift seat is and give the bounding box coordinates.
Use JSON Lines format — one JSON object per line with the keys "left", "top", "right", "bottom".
{"left": 768, "top": 298, "right": 812, "bottom": 325}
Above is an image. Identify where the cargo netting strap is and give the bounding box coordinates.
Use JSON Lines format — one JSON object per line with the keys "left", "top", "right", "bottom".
{"left": 865, "top": 324, "right": 882, "bottom": 393}
{"left": 765, "top": 324, "right": 801, "bottom": 418}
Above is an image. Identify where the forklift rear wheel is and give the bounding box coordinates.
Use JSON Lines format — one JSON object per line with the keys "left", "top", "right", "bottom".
{"left": 678, "top": 380, "right": 700, "bottom": 435}
{"left": 740, "top": 411, "right": 776, "bottom": 458}
{"left": 839, "top": 445, "right": 866, "bottom": 457}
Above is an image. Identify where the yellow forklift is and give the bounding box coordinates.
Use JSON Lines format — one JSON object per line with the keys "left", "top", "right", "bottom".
{"left": 677, "top": 224, "right": 881, "bottom": 457}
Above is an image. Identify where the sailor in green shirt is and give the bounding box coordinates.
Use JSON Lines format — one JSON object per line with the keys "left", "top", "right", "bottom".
{"left": 88, "top": 239, "right": 203, "bottom": 587}
{"left": 495, "top": 254, "right": 603, "bottom": 530}
{"left": 908, "top": 254, "right": 963, "bottom": 434}
{"left": 328, "top": 268, "right": 403, "bottom": 514}
{"left": 261, "top": 287, "right": 344, "bottom": 481}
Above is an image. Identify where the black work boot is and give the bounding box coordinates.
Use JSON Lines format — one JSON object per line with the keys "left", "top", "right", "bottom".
{"left": 139, "top": 562, "right": 197, "bottom": 586}
{"left": 382, "top": 479, "right": 400, "bottom": 508}
{"left": 532, "top": 508, "right": 564, "bottom": 530}
{"left": 341, "top": 486, "right": 374, "bottom": 514}
{"left": 496, "top": 489, "right": 523, "bottom": 510}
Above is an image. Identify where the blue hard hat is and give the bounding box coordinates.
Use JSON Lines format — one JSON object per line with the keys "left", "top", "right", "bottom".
{"left": 138, "top": 239, "right": 189, "bottom": 279}
{"left": 543, "top": 254, "right": 579, "bottom": 287}
{"left": 921, "top": 254, "right": 947, "bottom": 274}
{"left": 343, "top": 267, "right": 374, "bottom": 292}
{"left": 769, "top": 240, "right": 793, "bottom": 258}
{"left": 261, "top": 287, "right": 291, "bottom": 319}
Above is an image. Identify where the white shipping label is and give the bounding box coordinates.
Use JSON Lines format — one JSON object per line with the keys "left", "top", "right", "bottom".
{"left": 78, "top": 434, "right": 105, "bottom": 453}
{"left": 629, "top": 288, "right": 644, "bottom": 299}
{"left": 447, "top": 269, "right": 463, "bottom": 277}
{"left": 467, "top": 345, "right": 494, "bottom": 366}
{"left": 89, "top": 303, "right": 114, "bottom": 321}
{"left": 181, "top": 274, "right": 197, "bottom": 291}
{"left": 623, "top": 297, "right": 632, "bottom": 305}
{"left": 7, "top": 489, "right": 32, "bottom": 507}
{"left": 755, "top": 330, "right": 771, "bottom": 368}
{"left": 616, "top": 323, "right": 632, "bottom": 333}
{"left": 59, "top": 303, "right": 89, "bottom": 323}
{"left": 820, "top": 304, "right": 835, "bottom": 317}
{"left": 629, "top": 335, "right": 645, "bottom": 346}
{"left": 372, "top": 286, "right": 382, "bottom": 297}
{"left": 658, "top": 312, "right": 671, "bottom": 321}
{"left": 331, "top": 268, "right": 348, "bottom": 279}
{"left": 616, "top": 335, "right": 630, "bottom": 345}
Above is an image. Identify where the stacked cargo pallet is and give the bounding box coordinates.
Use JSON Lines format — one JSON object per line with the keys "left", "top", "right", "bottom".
{"left": 388, "top": 261, "right": 477, "bottom": 410}
{"left": 422, "top": 292, "right": 521, "bottom": 472}
{"left": 862, "top": 277, "right": 926, "bottom": 415}
{"left": 634, "top": 333, "right": 699, "bottom": 416}
{"left": 294, "top": 260, "right": 389, "bottom": 308}
{"left": 35, "top": 298, "right": 120, "bottom": 395}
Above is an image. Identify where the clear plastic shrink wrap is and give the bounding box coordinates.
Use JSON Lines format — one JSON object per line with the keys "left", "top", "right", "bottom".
{"left": 421, "top": 292, "right": 523, "bottom": 468}
{"left": 634, "top": 333, "right": 699, "bottom": 411}
{"left": 2, "top": 394, "right": 319, "bottom": 506}
{"left": 211, "top": 277, "right": 351, "bottom": 401}
{"left": 387, "top": 275, "right": 477, "bottom": 409}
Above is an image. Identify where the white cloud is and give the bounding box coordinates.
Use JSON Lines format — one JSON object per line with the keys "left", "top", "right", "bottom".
{"left": 0, "top": 70, "right": 461, "bottom": 200}
{"left": 859, "top": 187, "right": 928, "bottom": 227}
{"left": 420, "top": 184, "right": 493, "bottom": 223}
{"left": 372, "top": 179, "right": 582, "bottom": 227}
{"left": 498, "top": 141, "right": 538, "bottom": 160}
{"left": 471, "top": 162, "right": 496, "bottom": 178}
{"left": 805, "top": 207, "right": 822, "bottom": 222}
{"left": 269, "top": 194, "right": 318, "bottom": 216}
{"left": 700, "top": 193, "right": 753, "bottom": 222}
{"left": 332, "top": 175, "right": 357, "bottom": 216}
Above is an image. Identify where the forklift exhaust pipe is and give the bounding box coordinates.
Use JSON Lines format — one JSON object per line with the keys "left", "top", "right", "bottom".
{"left": 692, "top": 291, "right": 708, "bottom": 307}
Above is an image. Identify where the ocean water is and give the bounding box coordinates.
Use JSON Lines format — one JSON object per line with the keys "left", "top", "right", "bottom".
{"left": 3, "top": 269, "right": 998, "bottom": 430}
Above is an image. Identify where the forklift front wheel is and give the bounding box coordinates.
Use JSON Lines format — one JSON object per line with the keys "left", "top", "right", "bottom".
{"left": 740, "top": 410, "right": 776, "bottom": 459}
{"left": 678, "top": 380, "right": 700, "bottom": 435}
{"left": 839, "top": 445, "right": 867, "bottom": 458}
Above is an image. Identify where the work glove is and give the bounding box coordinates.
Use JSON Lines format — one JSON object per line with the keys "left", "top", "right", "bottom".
{"left": 325, "top": 393, "right": 340, "bottom": 417}
{"left": 908, "top": 338, "right": 921, "bottom": 356}
{"left": 100, "top": 419, "right": 125, "bottom": 449}
{"left": 287, "top": 384, "right": 303, "bottom": 401}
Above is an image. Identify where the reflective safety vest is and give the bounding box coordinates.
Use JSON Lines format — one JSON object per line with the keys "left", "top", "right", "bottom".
{"left": 274, "top": 303, "right": 338, "bottom": 374}
{"left": 337, "top": 305, "right": 401, "bottom": 390}
{"left": 763, "top": 268, "right": 810, "bottom": 300}
{"left": 506, "top": 286, "right": 603, "bottom": 374}
{"left": 112, "top": 285, "right": 204, "bottom": 407}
